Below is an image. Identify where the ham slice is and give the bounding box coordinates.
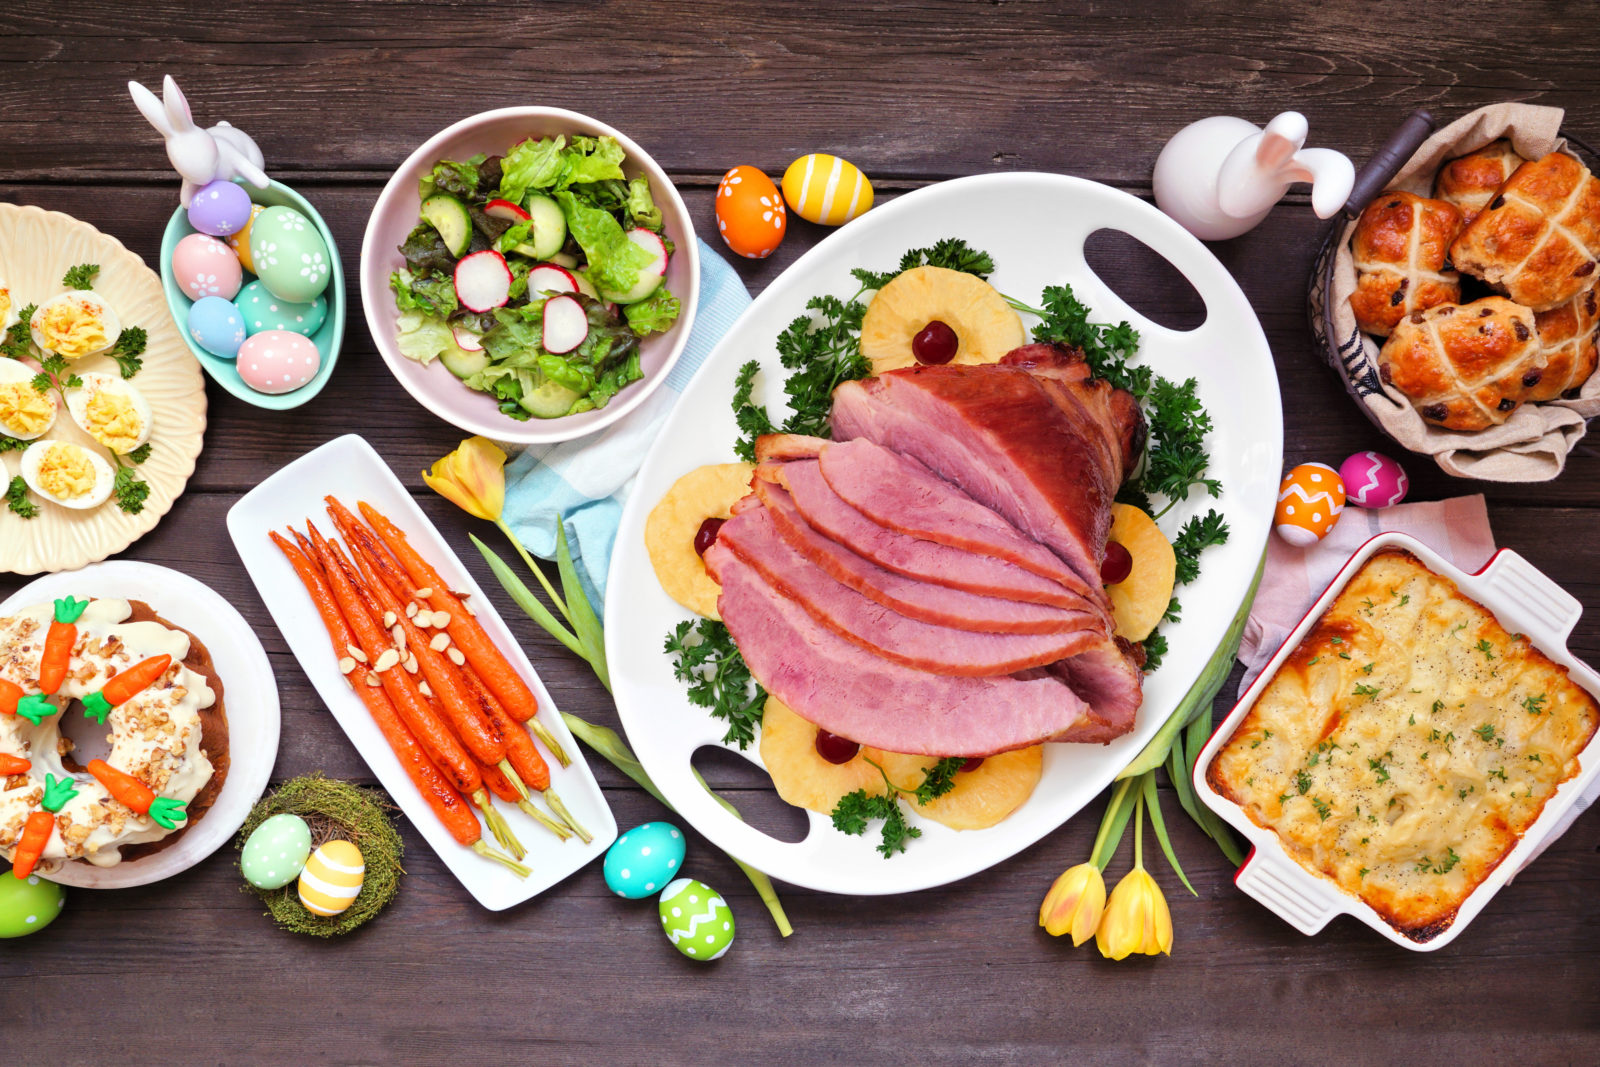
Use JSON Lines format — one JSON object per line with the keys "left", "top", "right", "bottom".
{"left": 717, "top": 503, "right": 1099, "bottom": 675}
{"left": 707, "top": 545, "right": 1115, "bottom": 756}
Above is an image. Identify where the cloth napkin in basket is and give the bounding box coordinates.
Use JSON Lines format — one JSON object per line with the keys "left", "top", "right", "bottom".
{"left": 1236, "top": 494, "right": 1593, "bottom": 874}
{"left": 500, "top": 239, "right": 752, "bottom": 608}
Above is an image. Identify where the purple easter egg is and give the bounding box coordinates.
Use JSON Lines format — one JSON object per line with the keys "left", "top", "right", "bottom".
{"left": 187, "top": 180, "right": 254, "bottom": 237}
{"left": 1339, "top": 451, "right": 1409, "bottom": 508}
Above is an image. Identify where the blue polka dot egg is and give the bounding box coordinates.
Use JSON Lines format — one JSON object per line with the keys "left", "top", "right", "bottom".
{"left": 603, "top": 821, "right": 685, "bottom": 899}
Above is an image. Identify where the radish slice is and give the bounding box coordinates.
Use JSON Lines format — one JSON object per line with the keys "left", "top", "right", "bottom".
{"left": 454, "top": 250, "right": 512, "bottom": 312}
{"left": 628, "top": 228, "right": 669, "bottom": 277}
{"left": 542, "top": 295, "right": 589, "bottom": 354}
{"left": 484, "top": 198, "right": 531, "bottom": 222}
{"left": 527, "top": 264, "right": 578, "bottom": 295}
{"left": 451, "top": 324, "right": 484, "bottom": 352}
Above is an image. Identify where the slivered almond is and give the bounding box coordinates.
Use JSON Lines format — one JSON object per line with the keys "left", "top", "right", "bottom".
{"left": 446, "top": 647, "right": 466, "bottom": 666}
{"left": 346, "top": 645, "right": 368, "bottom": 663}
{"left": 383, "top": 611, "right": 397, "bottom": 628}
{"left": 415, "top": 586, "right": 434, "bottom": 599}
{"left": 418, "top": 682, "right": 433, "bottom": 697}
{"left": 365, "top": 672, "right": 381, "bottom": 687}
{"left": 392, "top": 625, "right": 407, "bottom": 649}
{"left": 405, "top": 602, "right": 418, "bottom": 618}
{"left": 430, "top": 633, "right": 451, "bottom": 652}
{"left": 462, "top": 599, "right": 476, "bottom": 616}
{"left": 405, "top": 654, "right": 419, "bottom": 674}
{"left": 338, "top": 657, "right": 356, "bottom": 675}
{"left": 431, "top": 611, "right": 453, "bottom": 628}
{"left": 373, "top": 649, "right": 401, "bottom": 672}
{"left": 413, "top": 610, "right": 433, "bottom": 628}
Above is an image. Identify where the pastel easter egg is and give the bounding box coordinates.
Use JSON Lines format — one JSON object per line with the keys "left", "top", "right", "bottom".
{"left": 234, "top": 279, "right": 327, "bottom": 338}
{"left": 172, "top": 232, "right": 243, "bottom": 301}
{"left": 715, "top": 165, "right": 786, "bottom": 259}
{"left": 658, "top": 877, "right": 735, "bottom": 962}
{"left": 0, "top": 872, "right": 66, "bottom": 938}
{"left": 1274, "top": 462, "right": 1346, "bottom": 547}
{"left": 237, "top": 330, "right": 321, "bottom": 394}
{"left": 782, "top": 154, "right": 874, "bottom": 226}
{"left": 186, "top": 295, "right": 247, "bottom": 359}
{"left": 250, "top": 206, "right": 332, "bottom": 303}
{"left": 297, "top": 839, "right": 366, "bottom": 917}
{"left": 1338, "top": 451, "right": 1410, "bottom": 509}
{"left": 227, "top": 203, "right": 267, "bottom": 273}
{"left": 187, "top": 179, "right": 255, "bottom": 237}
{"left": 240, "top": 813, "right": 312, "bottom": 890}
{"left": 603, "top": 821, "right": 686, "bottom": 900}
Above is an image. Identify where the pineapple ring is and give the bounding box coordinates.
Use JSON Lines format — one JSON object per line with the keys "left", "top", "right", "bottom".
{"left": 1106, "top": 503, "right": 1177, "bottom": 643}
{"left": 869, "top": 747, "right": 1044, "bottom": 831}
{"left": 759, "top": 696, "right": 888, "bottom": 814}
{"left": 859, "top": 266, "right": 1027, "bottom": 373}
{"left": 645, "top": 462, "right": 755, "bottom": 620}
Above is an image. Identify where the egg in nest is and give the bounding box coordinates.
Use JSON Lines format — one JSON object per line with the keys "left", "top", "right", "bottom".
{"left": 29, "top": 291, "right": 121, "bottom": 360}
{"left": 0, "top": 359, "right": 59, "bottom": 441}
{"left": 65, "top": 373, "right": 152, "bottom": 454}
{"left": 19, "top": 439, "right": 115, "bottom": 509}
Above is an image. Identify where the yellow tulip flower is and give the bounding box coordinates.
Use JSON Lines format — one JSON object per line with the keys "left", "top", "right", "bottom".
{"left": 1096, "top": 866, "right": 1173, "bottom": 960}
{"left": 1039, "top": 862, "right": 1107, "bottom": 946}
{"left": 423, "top": 436, "right": 508, "bottom": 522}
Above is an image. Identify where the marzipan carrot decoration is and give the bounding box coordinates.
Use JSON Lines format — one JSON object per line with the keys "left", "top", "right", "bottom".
{"left": 85, "top": 759, "right": 188, "bottom": 829}
{"left": 37, "top": 596, "right": 90, "bottom": 695}
{"left": 301, "top": 523, "right": 526, "bottom": 863}
{"left": 12, "top": 810, "right": 54, "bottom": 880}
{"left": 357, "top": 499, "right": 571, "bottom": 766}
{"left": 269, "top": 531, "right": 527, "bottom": 876}
{"left": 0, "top": 679, "right": 23, "bottom": 717}
{"left": 81, "top": 655, "right": 172, "bottom": 724}
{"left": 0, "top": 754, "right": 30, "bottom": 776}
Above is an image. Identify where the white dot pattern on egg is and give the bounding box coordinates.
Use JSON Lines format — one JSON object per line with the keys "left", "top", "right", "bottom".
{"left": 234, "top": 279, "right": 326, "bottom": 338}
{"left": 250, "top": 206, "right": 332, "bottom": 303}
{"left": 603, "top": 821, "right": 688, "bottom": 900}
{"left": 240, "top": 813, "right": 313, "bottom": 890}
{"left": 657, "top": 878, "right": 735, "bottom": 962}
{"left": 172, "top": 232, "right": 243, "bottom": 301}
{"left": 186, "top": 295, "right": 248, "bottom": 359}
{"left": 236, "top": 330, "right": 321, "bottom": 395}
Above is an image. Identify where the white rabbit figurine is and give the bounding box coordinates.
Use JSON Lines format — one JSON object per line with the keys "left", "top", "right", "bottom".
{"left": 128, "top": 75, "right": 269, "bottom": 207}
{"left": 1153, "top": 112, "right": 1354, "bottom": 241}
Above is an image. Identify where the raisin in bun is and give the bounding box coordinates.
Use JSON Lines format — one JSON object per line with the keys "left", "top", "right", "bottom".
{"left": 1529, "top": 284, "right": 1600, "bottom": 401}
{"left": 1349, "top": 191, "right": 1462, "bottom": 337}
{"left": 1378, "top": 296, "right": 1543, "bottom": 432}
{"left": 1449, "top": 152, "right": 1600, "bottom": 312}
{"left": 1435, "top": 139, "right": 1525, "bottom": 228}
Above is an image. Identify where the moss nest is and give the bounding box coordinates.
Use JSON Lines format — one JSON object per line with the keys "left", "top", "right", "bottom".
{"left": 236, "top": 774, "right": 404, "bottom": 938}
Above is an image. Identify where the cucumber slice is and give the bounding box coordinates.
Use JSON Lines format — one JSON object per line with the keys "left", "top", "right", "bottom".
{"left": 522, "top": 194, "right": 568, "bottom": 260}
{"left": 598, "top": 229, "right": 668, "bottom": 304}
{"left": 520, "top": 376, "right": 584, "bottom": 419}
{"left": 421, "top": 194, "right": 473, "bottom": 257}
{"left": 439, "top": 337, "right": 490, "bottom": 380}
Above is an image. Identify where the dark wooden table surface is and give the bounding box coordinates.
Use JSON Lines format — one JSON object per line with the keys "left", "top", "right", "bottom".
{"left": 4, "top": 3, "right": 1598, "bottom": 1063}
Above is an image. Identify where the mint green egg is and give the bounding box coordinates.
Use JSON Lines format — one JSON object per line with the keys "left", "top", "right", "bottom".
{"left": 249, "top": 206, "right": 331, "bottom": 303}
{"left": 0, "top": 872, "right": 66, "bottom": 938}
{"left": 234, "top": 280, "right": 326, "bottom": 338}
{"left": 240, "top": 813, "right": 312, "bottom": 890}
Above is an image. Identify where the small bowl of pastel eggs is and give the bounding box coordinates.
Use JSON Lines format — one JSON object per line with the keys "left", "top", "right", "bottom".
{"left": 159, "top": 178, "right": 344, "bottom": 409}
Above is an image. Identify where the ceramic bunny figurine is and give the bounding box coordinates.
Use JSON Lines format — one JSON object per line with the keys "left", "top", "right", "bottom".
{"left": 1153, "top": 112, "right": 1354, "bottom": 241}
{"left": 128, "top": 75, "right": 269, "bottom": 207}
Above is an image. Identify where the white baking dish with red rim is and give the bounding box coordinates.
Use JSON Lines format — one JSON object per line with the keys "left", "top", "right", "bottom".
{"left": 1192, "top": 530, "right": 1600, "bottom": 951}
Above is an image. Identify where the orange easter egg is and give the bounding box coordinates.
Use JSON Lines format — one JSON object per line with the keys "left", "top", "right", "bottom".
{"left": 715, "top": 166, "right": 786, "bottom": 259}
{"left": 1274, "top": 463, "right": 1346, "bottom": 546}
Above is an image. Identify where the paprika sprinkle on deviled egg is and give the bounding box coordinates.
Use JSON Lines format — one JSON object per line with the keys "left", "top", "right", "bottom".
{"left": 0, "top": 359, "right": 59, "bottom": 441}
{"left": 65, "top": 372, "right": 154, "bottom": 455}
{"left": 29, "top": 291, "right": 121, "bottom": 360}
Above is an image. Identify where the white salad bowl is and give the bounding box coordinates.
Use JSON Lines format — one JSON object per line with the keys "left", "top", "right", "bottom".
{"left": 360, "top": 107, "right": 700, "bottom": 445}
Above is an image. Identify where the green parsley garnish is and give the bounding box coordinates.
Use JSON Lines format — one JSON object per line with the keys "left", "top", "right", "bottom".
{"left": 1368, "top": 757, "right": 1391, "bottom": 785}
{"left": 1, "top": 306, "right": 37, "bottom": 359}
{"left": 1361, "top": 661, "right": 1376, "bottom": 674}
{"left": 108, "top": 326, "right": 147, "bottom": 379}
{"left": 1489, "top": 766, "right": 1508, "bottom": 782}
{"left": 1250, "top": 729, "right": 1272, "bottom": 749}
{"left": 1476, "top": 638, "right": 1495, "bottom": 660}
{"left": 1353, "top": 683, "right": 1381, "bottom": 697}
{"left": 830, "top": 789, "right": 919, "bottom": 858}
{"left": 61, "top": 263, "right": 99, "bottom": 290}
{"left": 1310, "top": 796, "right": 1331, "bottom": 821}
{"left": 1473, "top": 723, "right": 1497, "bottom": 744}
{"left": 1295, "top": 769, "right": 1312, "bottom": 795}
{"left": 4, "top": 475, "right": 38, "bottom": 518}
{"left": 1522, "top": 693, "right": 1547, "bottom": 715}
{"left": 664, "top": 619, "right": 765, "bottom": 749}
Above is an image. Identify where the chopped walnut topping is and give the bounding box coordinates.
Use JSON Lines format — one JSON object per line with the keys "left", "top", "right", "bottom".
{"left": 57, "top": 735, "right": 75, "bottom": 757}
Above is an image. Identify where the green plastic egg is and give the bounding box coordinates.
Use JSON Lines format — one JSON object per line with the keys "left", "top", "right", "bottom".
{"left": 0, "top": 871, "right": 66, "bottom": 938}
{"left": 240, "top": 813, "right": 313, "bottom": 890}
{"left": 234, "top": 279, "right": 327, "bottom": 338}
{"left": 249, "top": 206, "right": 332, "bottom": 303}
{"left": 658, "top": 878, "right": 735, "bottom": 962}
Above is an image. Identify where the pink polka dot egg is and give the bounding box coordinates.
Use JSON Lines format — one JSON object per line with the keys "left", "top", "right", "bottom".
{"left": 1274, "top": 462, "right": 1346, "bottom": 547}
{"left": 1338, "top": 451, "right": 1409, "bottom": 509}
{"left": 171, "top": 233, "right": 243, "bottom": 301}
{"left": 237, "top": 330, "right": 321, "bottom": 395}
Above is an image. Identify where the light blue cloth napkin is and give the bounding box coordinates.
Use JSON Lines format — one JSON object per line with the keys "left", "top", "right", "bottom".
{"left": 500, "top": 239, "right": 751, "bottom": 613}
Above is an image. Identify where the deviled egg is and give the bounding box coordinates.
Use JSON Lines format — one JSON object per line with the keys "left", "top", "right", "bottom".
{"left": 30, "top": 291, "right": 121, "bottom": 360}
{"left": 65, "top": 373, "right": 152, "bottom": 454}
{"left": 19, "top": 439, "right": 115, "bottom": 509}
{"left": 0, "top": 358, "right": 58, "bottom": 441}
{"left": 0, "top": 276, "right": 15, "bottom": 330}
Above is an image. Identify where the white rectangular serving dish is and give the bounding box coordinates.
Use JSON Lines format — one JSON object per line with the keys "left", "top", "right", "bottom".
{"left": 1193, "top": 530, "right": 1600, "bottom": 951}
{"left": 226, "top": 433, "right": 616, "bottom": 910}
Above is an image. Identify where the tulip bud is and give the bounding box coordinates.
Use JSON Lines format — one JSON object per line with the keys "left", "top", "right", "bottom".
{"left": 423, "top": 436, "right": 509, "bottom": 522}
{"left": 1095, "top": 867, "right": 1173, "bottom": 960}
{"left": 1039, "top": 862, "right": 1106, "bottom": 946}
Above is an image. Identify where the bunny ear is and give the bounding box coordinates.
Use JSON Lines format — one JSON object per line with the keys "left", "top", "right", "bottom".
{"left": 129, "top": 80, "right": 171, "bottom": 134}
{"left": 162, "top": 75, "right": 197, "bottom": 132}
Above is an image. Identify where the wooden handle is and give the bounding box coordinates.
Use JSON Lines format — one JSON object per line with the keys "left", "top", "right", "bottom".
{"left": 1343, "top": 108, "right": 1436, "bottom": 219}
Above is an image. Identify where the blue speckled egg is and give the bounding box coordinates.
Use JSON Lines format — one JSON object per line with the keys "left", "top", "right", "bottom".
{"left": 187, "top": 179, "right": 254, "bottom": 237}
{"left": 240, "top": 813, "right": 313, "bottom": 890}
{"left": 186, "top": 295, "right": 247, "bottom": 359}
{"left": 250, "top": 206, "right": 332, "bottom": 303}
{"left": 234, "top": 279, "right": 327, "bottom": 338}
{"left": 603, "top": 821, "right": 686, "bottom": 899}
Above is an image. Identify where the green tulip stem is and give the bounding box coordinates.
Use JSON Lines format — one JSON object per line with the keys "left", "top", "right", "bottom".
{"left": 495, "top": 518, "right": 573, "bottom": 626}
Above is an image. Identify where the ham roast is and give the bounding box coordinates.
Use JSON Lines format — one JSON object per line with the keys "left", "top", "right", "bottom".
{"left": 709, "top": 342, "right": 1148, "bottom": 756}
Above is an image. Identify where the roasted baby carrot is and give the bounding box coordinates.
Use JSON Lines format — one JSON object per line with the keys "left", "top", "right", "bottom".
{"left": 12, "top": 810, "right": 54, "bottom": 879}
{"left": 0, "top": 754, "right": 30, "bottom": 776}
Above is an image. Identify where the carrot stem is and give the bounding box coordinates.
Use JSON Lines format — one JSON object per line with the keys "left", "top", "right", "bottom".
{"left": 498, "top": 760, "right": 530, "bottom": 802}
{"left": 472, "top": 840, "right": 531, "bottom": 879}
{"left": 527, "top": 719, "right": 572, "bottom": 769}
{"left": 473, "top": 789, "right": 525, "bottom": 861}
{"left": 519, "top": 798, "right": 574, "bottom": 841}
{"left": 542, "top": 788, "right": 591, "bottom": 844}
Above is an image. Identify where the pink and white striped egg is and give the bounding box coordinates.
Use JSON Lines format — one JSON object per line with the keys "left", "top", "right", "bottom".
{"left": 1338, "top": 451, "right": 1409, "bottom": 509}
{"left": 171, "top": 233, "right": 243, "bottom": 301}
{"left": 1274, "top": 462, "right": 1346, "bottom": 547}
{"left": 237, "top": 330, "right": 320, "bottom": 395}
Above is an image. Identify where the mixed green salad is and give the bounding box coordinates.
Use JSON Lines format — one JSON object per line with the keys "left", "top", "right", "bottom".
{"left": 390, "top": 134, "right": 681, "bottom": 420}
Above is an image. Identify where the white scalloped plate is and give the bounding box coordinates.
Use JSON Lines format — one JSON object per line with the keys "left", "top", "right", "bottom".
{"left": 0, "top": 204, "right": 206, "bottom": 575}
{"left": 607, "top": 172, "right": 1284, "bottom": 895}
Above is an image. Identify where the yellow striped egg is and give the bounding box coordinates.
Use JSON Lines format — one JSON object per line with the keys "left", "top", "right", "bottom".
{"left": 782, "top": 154, "right": 873, "bottom": 226}
{"left": 1274, "top": 463, "right": 1346, "bottom": 547}
{"left": 297, "top": 839, "right": 365, "bottom": 917}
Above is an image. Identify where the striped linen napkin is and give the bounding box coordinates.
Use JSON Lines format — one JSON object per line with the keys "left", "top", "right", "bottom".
{"left": 499, "top": 239, "right": 751, "bottom": 609}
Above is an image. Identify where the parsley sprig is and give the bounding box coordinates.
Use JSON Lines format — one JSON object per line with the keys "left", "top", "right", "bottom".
{"left": 4, "top": 475, "right": 37, "bottom": 518}
{"left": 62, "top": 263, "right": 100, "bottom": 290}
{"left": 2, "top": 305, "right": 37, "bottom": 360}
{"left": 664, "top": 619, "right": 766, "bottom": 749}
{"left": 830, "top": 756, "right": 966, "bottom": 857}
{"left": 108, "top": 326, "right": 147, "bottom": 379}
